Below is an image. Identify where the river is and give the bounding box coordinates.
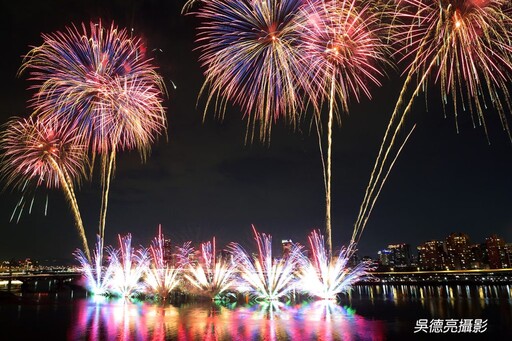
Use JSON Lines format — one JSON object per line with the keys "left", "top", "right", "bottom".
{"left": 1, "top": 283, "right": 511, "bottom": 340}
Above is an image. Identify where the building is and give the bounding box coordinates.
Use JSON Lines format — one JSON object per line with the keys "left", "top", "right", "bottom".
{"left": 468, "top": 243, "right": 487, "bottom": 269}
{"left": 378, "top": 244, "right": 411, "bottom": 270}
{"left": 163, "top": 238, "right": 174, "bottom": 266}
{"left": 281, "top": 239, "right": 293, "bottom": 259}
{"left": 486, "top": 235, "right": 511, "bottom": 269}
{"left": 387, "top": 244, "right": 411, "bottom": 267}
{"left": 445, "top": 233, "right": 471, "bottom": 270}
{"left": 417, "top": 240, "right": 446, "bottom": 270}
{"left": 378, "top": 249, "right": 392, "bottom": 266}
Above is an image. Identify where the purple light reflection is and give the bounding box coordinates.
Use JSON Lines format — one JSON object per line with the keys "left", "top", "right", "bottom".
{"left": 70, "top": 298, "right": 385, "bottom": 340}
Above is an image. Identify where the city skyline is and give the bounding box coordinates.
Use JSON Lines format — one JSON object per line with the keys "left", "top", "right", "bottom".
{"left": 1, "top": 0, "right": 511, "bottom": 261}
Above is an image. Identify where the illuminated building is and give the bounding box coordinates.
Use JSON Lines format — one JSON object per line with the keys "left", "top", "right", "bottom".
{"left": 445, "top": 233, "right": 471, "bottom": 270}
{"left": 468, "top": 244, "right": 487, "bottom": 269}
{"left": 163, "top": 238, "right": 173, "bottom": 266}
{"left": 281, "top": 239, "right": 293, "bottom": 259}
{"left": 486, "top": 234, "right": 511, "bottom": 269}
{"left": 378, "top": 244, "right": 411, "bottom": 269}
{"left": 377, "top": 249, "right": 391, "bottom": 266}
{"left": 417, "top": 240, "right": 446, "bottom": 270}
{"left": 387, "top": 244, "right": 411, "bottom": 267}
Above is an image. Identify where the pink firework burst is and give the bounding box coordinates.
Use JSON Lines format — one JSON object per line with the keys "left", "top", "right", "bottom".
{"left": 392, "top": 0, "right": 512, "bottom": 135}
{"left": 21, "top": 21, "right": 167, "bottom": 155}
{"left": 0, "top": 116, "right": 86, "bottom": 190}
{"left": 299, "top": 0, "right": 390, "bottom": 113}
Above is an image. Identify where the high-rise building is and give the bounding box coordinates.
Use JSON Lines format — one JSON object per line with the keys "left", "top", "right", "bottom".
{"left": 417, "top": 240, "right": 446, "bottom": 270}
{"left": 507, "top": 243, "right": 512, "bottom": 267}
{"left": 378, "top": 244, "right": 411, "bottom": 269}
{"left": 387, "top": 244, "right": 411, "bottom": 267}
{"left": 486, "top": 235, "right": 511, "bottom": 269}
{"left": 349, "top": 252, "right": 359, "bottom": 268}
{"left": 163, "top": 238, "right": 173, "bottom": 266}
{"left": 445, "top": 233, "right": 471, "bottom": 270}
{"left": 378, "top": 249, "right": 392, "bottom": 266}
{"left": 468, "top": 244, "right": 486, "bottom": 269}
{"left": 281, "top": 239, "right": 293, "bottom": 259}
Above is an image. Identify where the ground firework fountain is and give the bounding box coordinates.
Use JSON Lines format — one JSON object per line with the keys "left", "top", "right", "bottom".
{"left": 73, "top": 227, "right": 370, "bottom": 302}
{"left": 74, "top": 236, "right": 115, "bottom": 296}
{"left": 108, "top": 234, "right": 149, "bottom": 297}
{"left": 228, "top": 226, "right": 304, "bottom": 301}
{"left": 299, "top": 230, "right": 370, "bottom": 300}
{"left": 184, "top": 237, "right": 238, "bottom": 300}
{"left": 144, "top": 226, "right": 182, "bottom": 300}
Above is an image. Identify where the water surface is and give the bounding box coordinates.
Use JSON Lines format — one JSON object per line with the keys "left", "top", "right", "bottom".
{"left": 1, "top": 283, "right": 511, "bottom": 340}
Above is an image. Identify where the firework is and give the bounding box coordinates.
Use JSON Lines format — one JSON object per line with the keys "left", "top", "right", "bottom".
{"left": 182, "top": 0, "right": 203, "bottom": 13}
{"left": 299, "top": 230, "right": 370, "bottom": 300}
{"left": 193, "top": 0, "right": 307, "bottom": 142}
{"left": 21, "top": 21, "right": 167, "bottom": 155}
{"left": 74, "top": 236, "right": 115, "bottom": 296}
{"left": 299, "top": 0, "right": 389, "bottom": 254}
{"left": 108, "top": 234, "right": 149, "bottom": 297}
{"left": 0, "top": 116, "right": 91, "bottom": 260}
{"left": 144, "top": 226, "right": 182, "bottom": 299}
{"left": 228, "top": 226, "right": 303, "bottom": 301}
{"left": 355, "top": 0, "right": 512, "bottom": 242}
{"left": 184, "top": 237, "right": 238, "bottom": 299}
{"left": 21, "top": 21, "right": 167, "bottom": 246}
{"left": 175, "top": 241, "right": 195, "bottom": 267}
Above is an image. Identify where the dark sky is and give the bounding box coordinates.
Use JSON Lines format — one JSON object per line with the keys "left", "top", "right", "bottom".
{"left": 1, "top": 0, "right": 511, "bottom": 263}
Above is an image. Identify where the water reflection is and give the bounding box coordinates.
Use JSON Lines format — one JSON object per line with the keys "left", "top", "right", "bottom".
{"left": 4, "top": 283, "right": 512, "bottom": 339}
{"left": 70, "top": 298, "right": 385, "bottom": 341}
{"left": 351, "top": 284, "right": 512, "bottom": 321}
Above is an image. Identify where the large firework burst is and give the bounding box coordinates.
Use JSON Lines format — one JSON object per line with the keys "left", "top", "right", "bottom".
{"left": 0, "top": 116, "right": 91, "bottom": 259}
{"left": 21, "top": 21, "right": 167, "bottom": 154}
{"left": 395, "top": 0, "right": 512, "bottom": 131}
{"left": 21, "top": 21, "right": 167, "bottom": 245}
{"left": 193, "top": 0, "right": 307, "bottom": 142}
{"left": 299, "top": 0, "right": 389, "bottom": 254}
{"left": 355, "top": 0, "right": 512, "bottom": 242}
{"left": 0, "top": 117, "right": 86, "bottom": 189}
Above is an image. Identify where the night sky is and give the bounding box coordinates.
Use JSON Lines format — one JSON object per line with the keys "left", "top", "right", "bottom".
{"left": 1, "top": 0, "right": 511, "bottom": 263}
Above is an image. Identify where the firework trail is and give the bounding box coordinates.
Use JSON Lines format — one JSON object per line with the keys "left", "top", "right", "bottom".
{"left": 175, "top": 241, "right": 195, "bottom": 267}
{"left": 74, "top": 236, "right": 115, "bottom": 295}
{"left": 354, "top": 0, "right": 512, "bottom": 242}
{"left": 299, "top": 230, "right": 370, "bottom": 300}
{"left": 192, "top": 0, "right": 307, "bottom": 142}
{"left": 228, "top": 226, "right": 303, "bottom": 301}
{"left": 184, "top": 237, "right": 238, "bottom": 299}
{"left": 0, "top": 116, "right": 91, "bottom": 260}
{"left": 21, "top": 21, "right": 167, "bottom": 246}
{"left": 108, "top": 234, "right": 149, "bottom": 297}
{"left": 299, "top": 0, "right": 389, "bottom": 254}
{"left": 182, "top": 0, "right": 203, "bottom": 13}
{"left": 145, "top": 226, "right": 182, "bottom": 299}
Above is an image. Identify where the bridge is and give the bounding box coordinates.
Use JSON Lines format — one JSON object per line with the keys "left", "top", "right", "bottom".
{"left": 0, "top": 271, "right": 82, "bottom": 290}
{"left": 359, "top": 268, "right": 512, "bottom": 284}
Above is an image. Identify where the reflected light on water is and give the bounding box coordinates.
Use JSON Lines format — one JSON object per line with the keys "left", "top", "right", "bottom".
{"left": 70, "top": 298, "right": 385, "bottom": 340}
